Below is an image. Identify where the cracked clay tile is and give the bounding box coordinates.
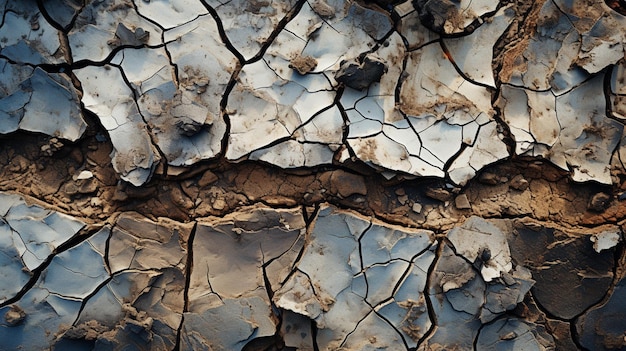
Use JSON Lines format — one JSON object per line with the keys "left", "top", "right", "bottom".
{"left": 610, "top": 61, "right": 626, "bottom": 121}
{"left": 443, "top": 4, "right": 515, "bottom": 88}
{"left": 422, "top": 218, "right": 537, "bottom": 349}
{"left": 208, "top": 0, "right": 299, "bottom": 61}
{"left": 182, "top": 206, "right": 305, "bottom": 350}
{"left": 553, "top": 0, "right": 626, "bottom": 75}
{"left": 107, "top": 212, "right": 192, "bottom": 273}
{"left": 74, "top": 64, "right": 161, "bottom": 186}
{"left": 65, "top": 270, "right": 183, "bottom": 350}
{"left": 226, "top": 59, "right": 337, "bottom": 164}
{"left": 113, "top": 46, "right": 227, "bottom": 168}
{"left": 420, "top": 244, "right": 482, "bottom": 350}
{"left": 447, "top": 216, "right": 512, "bottom": 282}
{"left": 412, "top": 0, "right": 501, "bottom": 35}
{"left": 395, "top": 1, "right": 439, "bottom": 51}
{"left": 505, "top": 220, "right": 617, "bottom": 320}
{"left": 189, "top": 206, "right": 305, "bottom": 306}
{"left": 502, "top": 0, "right": 626, "bottom": 94}
{"left": 552, "top": 74, "right": 624, "bottom": 184}
{"left": 476, "top": 317, "right": 555, "bottom": 351}
{"left": 0, "top": 227, "right": 109, "bottom": 350}
{"left": 499, "top": 73, "right": 623, "bottom": 184}
{"left": 164, "top": 15, "right": 238, "bottom": 164}
{"left": 576, "top": 275, "right": 626, "bottom": 350}
{"left": 133, "top": 0, "right": 208, "bottom": 29}
{"left": 181, "top": 296, "right": 276, "bottom": 351}
{"left": 40, "top": 0, "right": 84, "bottom": 30}
{"left": 0, "top": 192, "right": 85, "bottom": 274}
{"left": 0, "top": 60, "right": 87, "bottom": 141}
{"left": 0, "top": 1, "right": 66, "bottom": 65}
{"left": 274, "top": 205, "right": 436, "bottom": 350}
{"left": 68, "top": 0, "right": 162, "bottom": 62}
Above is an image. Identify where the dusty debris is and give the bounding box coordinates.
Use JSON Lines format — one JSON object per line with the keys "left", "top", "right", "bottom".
{"left": 289, "top": 55, "right": 318, "bottom": 75}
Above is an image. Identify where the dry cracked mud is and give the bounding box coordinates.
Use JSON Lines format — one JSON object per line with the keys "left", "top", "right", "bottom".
{"left": 1, "top": 0, "right": 626, "bottom": 350}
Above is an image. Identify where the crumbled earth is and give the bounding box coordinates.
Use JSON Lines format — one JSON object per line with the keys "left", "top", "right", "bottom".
{"left": 1, "top": 0, "right": 626, "bottom": 350}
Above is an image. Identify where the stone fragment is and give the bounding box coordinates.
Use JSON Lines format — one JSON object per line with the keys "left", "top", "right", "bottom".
{"left": 425, "top": 187, "right": 452, "bottom": 202}
{"left": 335, "top": 55, "right": 388, "bottom": 90}
{"left": 588, "top": 192, "right": 611, "bottom": 212}
{"left": 510, "top": 174, "right": 529, "bottom": 191}
{"left": 413, "top": 0, "right": 500, "bottom": 35}
{"left": 590, "top": 230, "right": 622, "bottom": 253}
{"left": 289, "top": 55, "right": 318, "bottom": 75}
{"left": 198, "top": 170, "right": 219, "bottom": 187}
{"left": 478, "top": 172, "right": 499, "bottom": 185}
{"left": 454, "top": 194, "right": 471, "bottom": 209}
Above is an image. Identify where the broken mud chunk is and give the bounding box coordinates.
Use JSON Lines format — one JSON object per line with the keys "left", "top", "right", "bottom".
{"left": 289, "top": 55, "right": 318, "bottom": 75}
{"left": 425, "top": 186, "right": 452, "bottom": 202}
{"left": 310, "top": 0, "right": 336, "bottom": 18}
{"left": 4, "top": 305, "right": 26, "bottom": 326}
{"left": 605, "top": 0, "right": 626, "bottom": 15}
{"left": 413, "top": 0, "right": 456, "bottom": 34}
{"left": 478, "top": 172, "right": 499, "bottom": 185}
{"left": 454, "top": 194, "right": 471, "bottom": 209}
{"left": 335, "top": 55, "right": 387, "bottom": 90}
{"left": 588, "top": 192, "right": 611, "bottom": 212}
{"left": 109, "top": 23, "right": 150, "bottom": 46}
{"left": 175, "top": 116, "right": 204, "bottom": 136}
{"left": 509, "top": 174, "right": 529, "bottom": 191}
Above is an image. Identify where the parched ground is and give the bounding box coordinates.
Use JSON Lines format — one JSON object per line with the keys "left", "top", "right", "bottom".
{"left": 1, "top": 0, "right": 626, "bottom": 350}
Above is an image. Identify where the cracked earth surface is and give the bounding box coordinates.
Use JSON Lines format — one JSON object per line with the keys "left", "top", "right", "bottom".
{"left": 1, "top": 0, "right": 626, "bottom": 350}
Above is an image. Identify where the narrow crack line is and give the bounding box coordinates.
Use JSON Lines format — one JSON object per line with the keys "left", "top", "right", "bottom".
{"left": 335, "top": 86, "right": 359, "bottom": 160}
{"left": 440, "top": 42, "right": 498, "bottom": 95}
{"left": 182, "top": 222, "right": 197, "bottom": 312}
{"left": 129, "top": 0, "right": 167, "bottom": 32}
{"left": 112, "top": 62, "right": 170, "bottom": 176}
{"left": 0, "top": 223, "right": 105, "bottom": 309}
{"left": 218, "top": 60, "right": 241, "bottom": 157}
{"left": 35, "top": 0, "right": 65, "bottom": 33}
{"left": 69, "top": 42, "right": 170, "bottom": 71}
{"left": 311, "top": 317, "right": 320, "bottom": 351}
{"left": 197, "top": 0, "right": 246, "bottom": 64}
{"left": 357, "top": 221, "right": 373, "bottom": 273}
{"left": 414, "top": 240, "right": 442, "bottom": 349}
{"left": 339, "top": 308, "right": 375, "bottom": 348}
{"left": 69, "top": 275, "right": 114, "bottom": 328}
{"left": 243, "top": 0, "right": 307, "bottom": 65}
{"left": 374, "top": 309, "right": 412, "bottom": 351}
{"left": 172, "top": 222, "right": 198, "bottom": 351}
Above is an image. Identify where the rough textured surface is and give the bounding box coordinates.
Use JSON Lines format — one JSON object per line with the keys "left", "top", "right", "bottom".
{"left": 1, "top": 0, "right": 626, "bottom": 350}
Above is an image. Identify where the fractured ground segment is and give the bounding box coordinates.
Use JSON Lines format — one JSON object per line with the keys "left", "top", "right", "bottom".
{"left": 0, "top": 0, "right": 625, "bottom": 349}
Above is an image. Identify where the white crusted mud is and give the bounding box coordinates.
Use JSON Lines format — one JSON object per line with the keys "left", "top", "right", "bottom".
{"left": 1, "top": 0, "right": 626, "bottom": 350}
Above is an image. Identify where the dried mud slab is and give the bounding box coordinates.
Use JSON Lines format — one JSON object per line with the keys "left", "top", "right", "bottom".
{"left": 1, "top": 0, "right": 626, "bottom": 350}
